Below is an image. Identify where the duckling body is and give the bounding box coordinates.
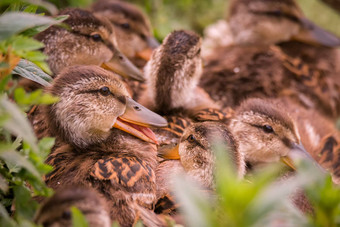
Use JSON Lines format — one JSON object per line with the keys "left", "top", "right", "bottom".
{"left": 35, "top": 187, "right": 111, "bottom": 227}
{"left": 201, "top": 0, "right": 340, "bottom": 120}
{"left": 40, "top": 66, "right": 167, "bottom": 226}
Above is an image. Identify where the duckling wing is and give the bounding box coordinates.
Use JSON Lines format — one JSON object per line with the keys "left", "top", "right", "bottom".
{"left": 91, "top": 156, "right": 156, "bottom": 207}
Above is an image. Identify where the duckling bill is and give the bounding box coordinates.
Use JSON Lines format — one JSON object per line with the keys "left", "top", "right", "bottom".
{"left": 35, "top": 8, "right": 144, "bottom": 82}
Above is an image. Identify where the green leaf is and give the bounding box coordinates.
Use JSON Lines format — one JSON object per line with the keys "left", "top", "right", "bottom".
{"left": 0, "top": 151, "right": 40, "bottom": 178}
{"left": 0, "top": 12, "right": 61, "bottom": 41}
{"left": 38, "top": 137, "right": 55, "bottom": 152}
{"left": 0, "top": 0, "right": 58, "bottom": 15}
{"left": 11, "top": 36, "right": 44, "bottom": 51}
{"left": 21, "top": 15, "right": 69, "bottom": 37}
{"left": 13, "top": 185, "right": 39, "bottom": 220}
{"left": 12, "top": 59, "right": 52, "bottom": 87}
{"left": 23, "top": 4, "right": 38, "bottom": 13}
{"left": 0, "top": 203, "right": 16, "bottom": 227}
{"left": 71, "top": 206, "right": 89, "bottom": 227}
{"left": 173, "top": 175, "right": 212, "bottom": 227}
{"left": 0, "top": 96, "right": 38, "bottom": 151}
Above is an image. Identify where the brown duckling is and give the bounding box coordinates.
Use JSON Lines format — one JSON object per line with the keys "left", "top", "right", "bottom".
{"left": 228, "top": 98, "right": 311, "bottom": 167}
{"left": 91, "top": 0, "right": 159, "bottom": 67}
{"left": 19, "top": 8, "right": 144, "bottom": 92}
{"left": 155, "top": 122, "right": 245, "bottom": 217}
{"left": 201, "top": 0, "right": 340, "bottom": 120}
{"left": 40, "top": 65, "right": 167, "bottom": 226}
{"left": 156, "top": 102, "right": 316, "bottom": 215}
{"left": 141, "top": 30, "right": 219, "bottom": 116}
{"left": 91, "top": 0, "right": 159, "bottom": 101}
{"left": 35, "top": 187, "right": 110, "bottom": 227}
{"left": 157, "top": 122, "right": 245, "bottom": 192}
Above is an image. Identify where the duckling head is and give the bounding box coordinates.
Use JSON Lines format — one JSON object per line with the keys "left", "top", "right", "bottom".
{"left": 36, "top": 8, "right": 144, "bottom": 81}
{"left": 46, "top": 65, "right": 167, "bottom": 148}
{"left": 159, "top": 122, "right": 246, "bottom": 188}
{"left": 229, "top": 0, "right": 340, "bottom": 46}
{"left": 229, "top": 98, "right": 306, "bottom": 167}
{"left": 35, "top": 187, "right": 110, "bottom": 227}
{"left": 144, "top": 30, "right": 202, "bottom": 114}
{"left": 92, "top": 0, "right": 159, "bottom": 62}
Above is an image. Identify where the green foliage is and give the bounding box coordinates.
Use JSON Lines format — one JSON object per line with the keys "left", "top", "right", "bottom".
{"left": 174, "top": 144, "right": 340, "bottom": 227}
{"left": 71, "top": 206, "right": 89, "bottom": 227}
{"left": 0, "top": 3, "right": 64, "bottom": 227}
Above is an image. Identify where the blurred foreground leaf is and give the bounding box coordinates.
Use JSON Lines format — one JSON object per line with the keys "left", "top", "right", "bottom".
{"left": 71, "top": 206, "right": 89, "bottom": 227}
{"left": 0, "top": 12, "right": 62, "bottom": 41}
{"left": 13, "top": 59, "right": 52, "bottom": 86}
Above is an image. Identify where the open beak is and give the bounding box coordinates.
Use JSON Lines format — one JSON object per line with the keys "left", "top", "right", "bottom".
{"left": 158, "top": 143, "right": 180, "bottom": 160}
{"left": 101, "top": 48, "right": 145, "bottom": 82}
{"left": 113, "top": 97, "right": 167, "bottom": 144}
{"left": 292, "top": 17, "right": 340, "bottom": 47}
{"left": 281, "top": 142, "right": 325, "bottom": 172}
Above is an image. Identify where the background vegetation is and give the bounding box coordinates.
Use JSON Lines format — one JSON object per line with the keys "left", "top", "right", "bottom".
{"left": 0, "top": 0, "right": 340, "bottom": 226}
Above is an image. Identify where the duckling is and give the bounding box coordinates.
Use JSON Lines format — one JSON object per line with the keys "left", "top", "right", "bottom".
{"left": 157, "top": 122, "right": 245, "bottom": 191}
{"left": 18, "top": 8, "right": 144, "bottom": 93}
{"left": 155, "top": 122, "right": 245, "bottom": 217}
{"left": 141, "top": 30, "right": 219, "bottom": 116}
{"left": 91, "top": 0, "right": 159, "bottom": 67}
{"left": 91, "top": 0, "right": 159, "bottom": 101}
{"left": 228, "top": 0, "right": 340, "bottom": 46}
{"left": 228, "top": 98, "right": 310, "bottom": 167}
{"left": 40, "top": 65, "right": 167, "bottom": 226}
{"left": 34, "top": 187, "right": 110, "bottom": 227}
{"left": 201, "top": 0, "right": 340, "bottom": 120}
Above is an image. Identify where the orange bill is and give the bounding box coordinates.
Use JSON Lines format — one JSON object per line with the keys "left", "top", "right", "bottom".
{"left": 113, "top": 97, "right": 167, "bottom": 144}
{"left": 135, "top": 48, "right": 153, "bottom": 61}
{"left": 157, "top": 144, "right": 180, "bottom": 160}
{"left": 101, "top": 48, "right": 145, "bottom": 82}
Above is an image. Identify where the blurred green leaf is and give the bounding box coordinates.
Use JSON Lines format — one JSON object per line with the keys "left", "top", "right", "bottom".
{"left": 21, "top": 15, "right": 69, "bottom": 37}
{"left": 13, "top": 59, "right": 52, "bottom": 86}
{"left": 0, "top": 96, "right": 38, "bottom": 151}
{"left": 0, "top": 0, "right": 58, "bottom": 15}
{"left": 71, "top": 206, "right": 89, "bottom": 227}
{"left": 11, "top": 36, "right": 44, "bottom": 51}
{"left": 13, "top": 185, "right": 39, "bottom": 220}
{"left": 0, "top": 12, "right": 62, "bottom": 41}
{"left": 0, "top": 150, "right": 40, "bottom": 178}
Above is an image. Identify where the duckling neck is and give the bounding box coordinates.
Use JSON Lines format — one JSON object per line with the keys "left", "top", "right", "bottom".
{"left": 145, "top": 60, "right": 200, "bottom": 114}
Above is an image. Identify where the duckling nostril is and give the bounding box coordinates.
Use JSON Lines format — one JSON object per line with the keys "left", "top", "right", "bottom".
{"left": 134, "top": 106, "right": 141, "bottom": 111}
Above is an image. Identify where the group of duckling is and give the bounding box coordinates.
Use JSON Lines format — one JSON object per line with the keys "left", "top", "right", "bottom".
{"left": 20, "top": 0, "right": 340, "bottom": 226}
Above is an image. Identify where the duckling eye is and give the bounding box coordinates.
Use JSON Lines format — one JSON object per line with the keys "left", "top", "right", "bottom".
{"left": 140, "top": 34, "right": 146, "bottom": 40}
{"left": 62, "top": 210, "right": 71, "bottom": 220}
{"left": 99, "top": 86, "right": 110, "bottom": 96}
{"left": 186, "top": 134, "right": 196, "bottom": 143}
{"left": 121, "top": 23, "right": 130, "bottom": 29}
{"left": 272, "top": 10, "right": 282, "bottom": 16}
{"left": 262, "top": 125, "right": 274, "bottom": 133}
{"left": 91, "top": 33, "right": 103, "bottom": 42}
